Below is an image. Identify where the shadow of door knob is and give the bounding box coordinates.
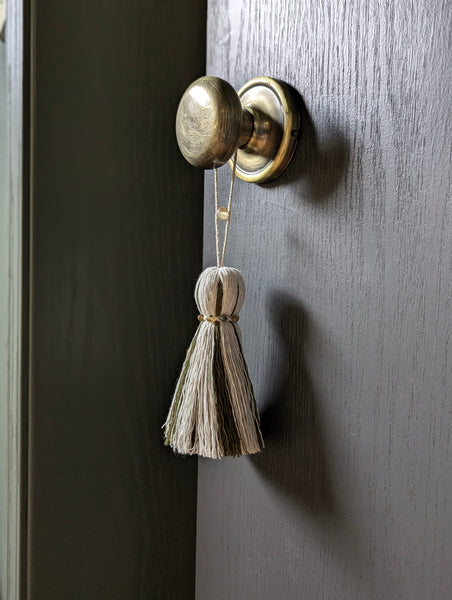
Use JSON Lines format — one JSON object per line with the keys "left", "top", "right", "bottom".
{"left": 176, "top": 76, "right": 300, "bottom": 184}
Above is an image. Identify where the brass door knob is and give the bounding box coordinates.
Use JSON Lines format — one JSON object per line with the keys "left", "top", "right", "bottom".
{"left": 176, "top": 76, "right": 300, "bottom": 184}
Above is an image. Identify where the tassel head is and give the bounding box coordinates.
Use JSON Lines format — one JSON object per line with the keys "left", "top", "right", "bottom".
{"left": 195, "top": 266, "right": 245, "bottom": 319}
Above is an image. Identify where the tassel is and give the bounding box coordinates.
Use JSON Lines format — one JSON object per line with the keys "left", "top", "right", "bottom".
{"left": 164, "top": 266, "right": 264, "bottom": 458}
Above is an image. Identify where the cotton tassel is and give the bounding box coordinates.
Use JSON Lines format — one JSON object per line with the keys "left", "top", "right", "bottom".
{"left": 164, "top": 266, "right": 264, "bottom": 459}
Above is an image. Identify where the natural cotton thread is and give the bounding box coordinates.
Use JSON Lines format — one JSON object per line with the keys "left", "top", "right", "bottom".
{"left": 163, "top": 152, "right": 264, "bottom": 458}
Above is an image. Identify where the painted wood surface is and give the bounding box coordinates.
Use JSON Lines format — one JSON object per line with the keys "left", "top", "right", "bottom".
{"left": 28, "top": 2, "right": 206, "bottom": 598}
{"left": 0, "top": 35, "right": 10, "bottom": 600}
{"left": 0, "top": 2, "right": 27, "bottom": 598}
{"left": 197, "top": 1, "right": 452, "bottom": 598}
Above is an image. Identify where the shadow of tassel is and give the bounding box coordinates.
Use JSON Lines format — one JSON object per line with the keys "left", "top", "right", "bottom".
{"left": 252, "top": 291, "right": 337, "bottom": 516}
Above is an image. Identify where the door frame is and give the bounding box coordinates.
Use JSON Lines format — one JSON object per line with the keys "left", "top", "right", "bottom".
{"left": 1, "top": 0, "right": 29, "bottom": 598}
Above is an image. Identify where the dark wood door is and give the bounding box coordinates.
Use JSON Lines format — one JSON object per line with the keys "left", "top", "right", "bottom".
{"left": 27, "top": 2, "right": 206, "bottom": 599}
{"left": 197, "top": 1, "right": 452, "bottom": 598}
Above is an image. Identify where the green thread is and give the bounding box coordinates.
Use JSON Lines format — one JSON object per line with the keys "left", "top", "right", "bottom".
{"left": 230, "top": 282, "right": 240, "bottom": 316}
{"left": 215, "top": 278, "right": 223, "bottom": 316}
{"left": 164, "top": 324, "right": 201, "bottom": 445}
{"left": 213, "top": 324, "right": 242, "bottom": 457}
{"left": 231, "top": 323, "right": 264, "bottom": 449}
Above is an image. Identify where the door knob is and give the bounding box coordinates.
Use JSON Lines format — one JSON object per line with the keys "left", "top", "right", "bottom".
{"left": 176, "top": 76, "right": 300, "bottom": 184}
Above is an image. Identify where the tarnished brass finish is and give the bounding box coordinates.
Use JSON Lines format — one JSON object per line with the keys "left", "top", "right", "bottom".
{"left": 230, "top": 77, "right": 300, "bottom": 183}
{"left": 175, "top": 75, "right": 300, "bottom": 183}
{"left": 176, "top": 76, "right": 253, "bottom": 168}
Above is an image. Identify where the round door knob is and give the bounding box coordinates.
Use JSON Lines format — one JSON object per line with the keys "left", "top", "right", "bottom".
{"left": 176, "top": 76, "right": 253, "bottom": 169}
{"left": 176, "top": 76, "right": 300, "bottom": 184}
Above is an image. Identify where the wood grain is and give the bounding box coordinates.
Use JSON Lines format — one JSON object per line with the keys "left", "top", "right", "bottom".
{"left": 197, "top": 1, "right": 452, "bottom": 598}
{"left": 0, "top": 2, "right": 27, "bottom": 598}
{"left": 28, "top": 2, "right": 206, "bottom": 599}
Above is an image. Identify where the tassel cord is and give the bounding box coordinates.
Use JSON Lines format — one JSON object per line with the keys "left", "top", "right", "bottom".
{"left": 214, "top": 149, "right": 238, "bottom": 268}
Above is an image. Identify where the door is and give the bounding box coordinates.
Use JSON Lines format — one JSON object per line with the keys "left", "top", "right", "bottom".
{"left": 196, "top": 1, "right": 451, "bottom": 599}
{"left": 26, "top": 1, "right": 205, "bottom": 599}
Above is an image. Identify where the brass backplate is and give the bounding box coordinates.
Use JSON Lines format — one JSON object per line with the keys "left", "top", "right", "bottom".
{"left": 229, "top": 77, "right": 300, "bottom": 184}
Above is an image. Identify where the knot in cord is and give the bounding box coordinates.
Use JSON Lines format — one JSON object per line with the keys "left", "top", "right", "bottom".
{"left": 197, "top": 314, "right": 239, "bottom": 324}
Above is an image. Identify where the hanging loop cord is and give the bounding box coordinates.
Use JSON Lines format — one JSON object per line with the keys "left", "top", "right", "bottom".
{"left": 214, "top": 149, "right": 238, "bottom": 268}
